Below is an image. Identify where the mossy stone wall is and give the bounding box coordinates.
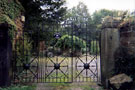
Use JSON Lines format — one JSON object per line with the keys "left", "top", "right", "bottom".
{"left": 0, "top": 0, "right": 24, "bottom": 40}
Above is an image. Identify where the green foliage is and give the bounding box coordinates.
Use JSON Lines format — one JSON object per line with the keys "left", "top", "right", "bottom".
{"left": 67, "top": 2, "right": 91, "bottom": 22}
{"left": 81, "top": 41, "right": 100, "bottom": 55}
{"left": 0, "top": 0, "right": 24, "bottom": 20}
{"left": 114, "top": 46, "right": 135, "bottom": 78}
{"left": 119, "top": 17, "right": 135, "bottom": 31}
{"left": 92, "top": 9, "right": 129, "bottom": 28}
{"left": 21, "top": 0, "right": 67, "bottom": 47}
{"left": 0, "top": 0, "right": 24, "bottom": 40}
{"left": 22, "top": 0, "right": 67, "bottom": 30}
{"left": 66, "top": 2, "right": 96, "bottom": 40}
{"left": 55, "top": 34, "right": 86, "bottom": 52}
{"left": 0, "top": 85, "right": 36, "bottom": 90}
{"left": 28, "top": 28, "right": 53, "bottom": 49}
{"left": 0, "top": 14, "right": 17, "bottom": 40}
{"left": 90, "top": 41, "right": 100, "bottom": 55}
{"left": 92, "top": 9, "right": 116, "bottom": 26}
{"left": 82, "top": 86, "right": 95, "bottom": 90}
{"left": 15, "top": 36, "right": 32, "bottom": 65}
{"left": 67, "top": 2, "right": 93, "bottom": 28}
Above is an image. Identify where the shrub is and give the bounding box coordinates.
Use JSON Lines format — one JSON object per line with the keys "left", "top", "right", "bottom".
{"left": 81, "top": 41, "right": 100, "bottom": 55}
{"left": 55, "top": 34, "right": 86, "bottom": 55}
{"left": 114, "top": 46, "right": 135, "bottom": 78}
{"left": 90, "top": 41, "right": 100, "bottom": 55}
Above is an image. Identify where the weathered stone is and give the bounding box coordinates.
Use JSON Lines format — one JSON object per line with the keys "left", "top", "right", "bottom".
{"left": 120, "top": 32, "right": 135, "bottom": 55}
{"left": 109, "top": 74, "right": 133, "bottom": 89}
{"left": 118, "top": 18, "right": 135, "bottom": 32}
{"left": 102, "top": 16, "right": 121, "bottom": 28}
{"left": 101, "top": 16, "right": 135, "bottom": 89}
{"left": 100, "top": 28, "right": 119, "bottom": 88}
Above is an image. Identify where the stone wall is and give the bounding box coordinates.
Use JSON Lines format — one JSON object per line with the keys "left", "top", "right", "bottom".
{"left": 100, "top": 17, "right": 135, "bottom": 89}
{"left": 0, "top": 0, "right": 25, "bottom": 87}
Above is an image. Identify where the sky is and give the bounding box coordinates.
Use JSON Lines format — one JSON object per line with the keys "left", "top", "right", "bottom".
{"left": 66, "top": 0, "right": 135, "bottom": 14}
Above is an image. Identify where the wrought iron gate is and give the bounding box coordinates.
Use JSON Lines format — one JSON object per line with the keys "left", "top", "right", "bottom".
{"left": 12, "top": 18, "right": 100, "bottom": 83}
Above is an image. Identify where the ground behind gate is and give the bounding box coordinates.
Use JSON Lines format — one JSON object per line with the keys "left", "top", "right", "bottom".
{"left": 36, "top": 82, "right": 103, "bottom": 90}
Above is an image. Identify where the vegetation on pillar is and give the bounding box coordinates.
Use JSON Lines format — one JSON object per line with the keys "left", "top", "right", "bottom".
{"left": 0, "top": 14, "right": 17, "bottom": 39}
{"left": 119, "top": 18, "right": 135, "bottom": 32}
{"left": 0, "top": 0, "right": 24, "bottom": 39}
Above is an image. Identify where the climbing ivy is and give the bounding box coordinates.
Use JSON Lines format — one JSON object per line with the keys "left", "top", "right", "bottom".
{"left": 0, "top": 14, "right": 17, "bottom": 40}
{"left": 0, "top": 0, "right": 24, "bottom": 39}
{"left": 0, "top": 0, "right": 24, "bottom": 20}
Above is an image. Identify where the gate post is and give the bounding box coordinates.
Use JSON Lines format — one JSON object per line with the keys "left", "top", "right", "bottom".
{"left": 100, "top": 27, "right": 119, "bottom": 88}
{"left": 0, "top": 24, "right": 12, "bottom": 87}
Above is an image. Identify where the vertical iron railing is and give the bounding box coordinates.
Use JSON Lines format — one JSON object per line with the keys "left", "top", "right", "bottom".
{"left": 12, "top": 18, "right": 101, "bottom": 83}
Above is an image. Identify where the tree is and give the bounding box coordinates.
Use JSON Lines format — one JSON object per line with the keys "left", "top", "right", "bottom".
{"left": 18, "top": 0, "right": 67, "bottom": 52}
{"left": 19, "top": 0, "right": 67, "bottom": 23}
{"left": 66, "top": 2, "right": 94, "bottom": 40}
{"left": 92, "top": 9, "right": 129, "bottom": 28}
{"left": 19, "top": 0, "right": 67, "bottom": 35}
{"left": 67, "top": 2, "right": 92, "bottom": 24}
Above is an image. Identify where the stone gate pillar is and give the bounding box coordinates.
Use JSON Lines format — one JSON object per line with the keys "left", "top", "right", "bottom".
{"left": 100, "top": 21, "right": 120, "bottom": 88}
{"left": 0, "top": 24, "right": 12, "bottom": 87}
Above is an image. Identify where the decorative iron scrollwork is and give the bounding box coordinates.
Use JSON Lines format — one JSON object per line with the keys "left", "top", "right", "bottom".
{"left": 13, "top": 18, "right": 100, "bottom": 83}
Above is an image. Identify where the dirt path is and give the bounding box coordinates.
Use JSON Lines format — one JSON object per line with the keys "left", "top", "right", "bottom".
{"left": 36, "top": 82, "right": 103, "bottom": 90}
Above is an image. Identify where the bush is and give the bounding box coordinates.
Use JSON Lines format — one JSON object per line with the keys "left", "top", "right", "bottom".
{"left": 90, "top": 41, "right": 100, "bottom": 55}
{"left": 55, "top": 34, "right": 86, "bottom": 56}
{"left": 81, "top": 40, "right": 100, "bottom": 55}
{"left": 114, "top": 46, "right": 135, "bottom": 78}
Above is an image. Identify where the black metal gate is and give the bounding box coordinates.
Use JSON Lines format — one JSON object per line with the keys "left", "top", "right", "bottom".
{"left": 12, "top": 18, "right": 100, "bottom": 83}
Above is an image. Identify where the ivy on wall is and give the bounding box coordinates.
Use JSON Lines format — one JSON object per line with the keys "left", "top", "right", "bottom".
{"left": 0, "top": 0, "right": 24, "bottom": 39}
{"left": 0, "top": 0, "right": 24, "bottom": 20}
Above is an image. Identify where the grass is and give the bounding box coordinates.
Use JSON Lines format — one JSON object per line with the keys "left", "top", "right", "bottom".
{"left": 0, "top": 85, "right": 36, "bottom": 90}
{"left": 81, "top": 86, "right": 95, "bottom": 90}
{"left": 39, "top": 56, "right": 72, "bottom": 65}
{"left": 37, "top": 55, "right": 99, "bottom": 83}
{"left": 43, "top": 73, "right": 100, "bottom": 90}
{"left": 37, "top": 72, "right": 72, "bottom": 83}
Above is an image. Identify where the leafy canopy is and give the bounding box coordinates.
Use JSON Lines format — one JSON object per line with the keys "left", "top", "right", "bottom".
{"left": 19, "top": 0, "right": 67, "bottom": 30}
